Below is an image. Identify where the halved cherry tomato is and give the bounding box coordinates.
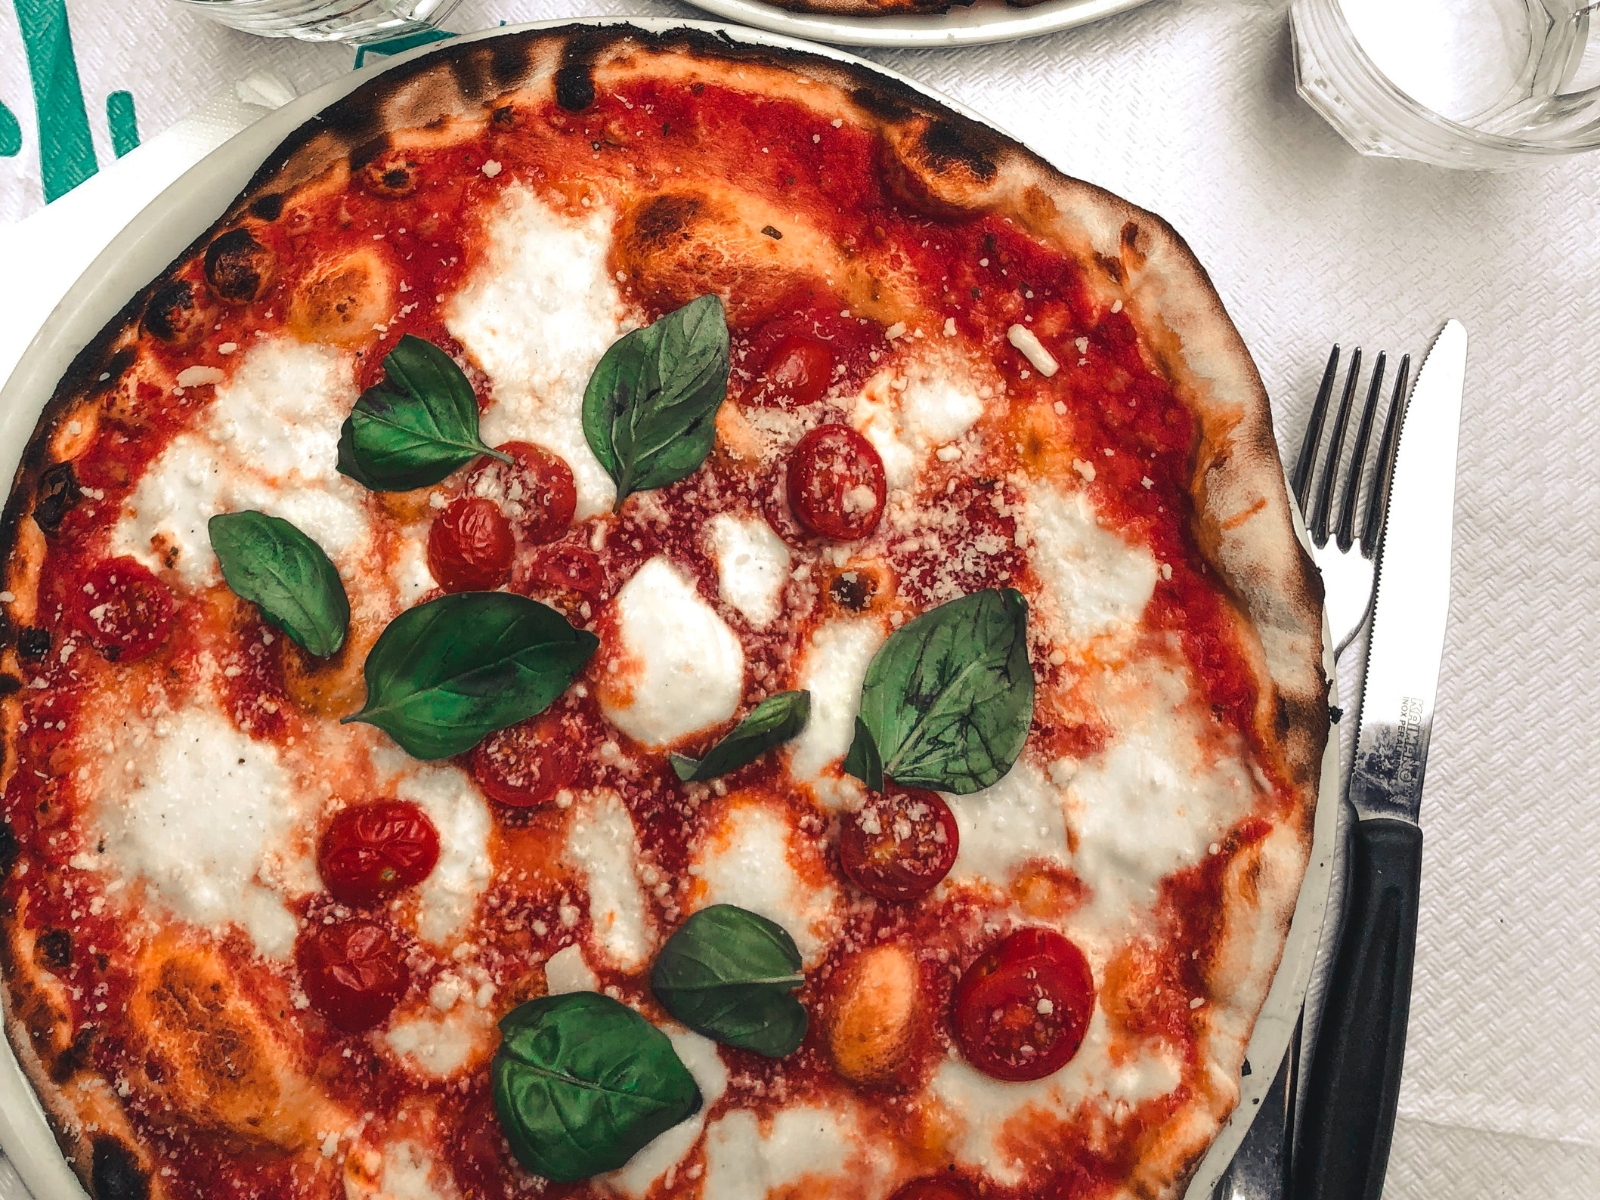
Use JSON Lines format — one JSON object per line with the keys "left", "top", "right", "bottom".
{"left": 70, "top": 556, "right": 174, "bottom": 663}
{"left": 756, "top": 335, "right": 834, "bottom": 407}
{"left": 523, "top": 544, "right": 606, "bottom": 601}
{"left": 428, "top": 496, "right": 514, "bottom": 593}
{"left": 470, "top": 712, "right": 580, "bottom": 807}
{"left": 953, "top": 927, "right": 1095, "bottom": 1082}
{"left": 468, "top": 441, "right": 577, "bottom": 545}
{"left": 785, "top": 424, "right": 886, "bottom": 541}
{"left": 839, "top": 787, "right": 959, "bottom": 902}
{"left": 295, "top": 918, "right": 409, "bottom": 1032}
{"left": 317, "top": 800, "right": 440, "bottom": 907}
{"left": 888, "top": 1178, "right": 975, "bottom": 1200}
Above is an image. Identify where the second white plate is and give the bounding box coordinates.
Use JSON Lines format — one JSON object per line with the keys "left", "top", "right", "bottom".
{"left": 677, "top": 0, "right": 1157, "bottom": 49}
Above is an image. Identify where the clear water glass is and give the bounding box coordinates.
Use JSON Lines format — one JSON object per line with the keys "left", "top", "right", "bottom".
{"left": 1292, "top": 0, "right": 1600, "bottom": 167}
{"left": 171, "top": 0, "right": 460, "bottom": 43}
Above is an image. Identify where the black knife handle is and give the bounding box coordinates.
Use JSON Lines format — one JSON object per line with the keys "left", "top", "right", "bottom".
{"left": 1293, "top": 817, "right": 1422, "bottom": 1200}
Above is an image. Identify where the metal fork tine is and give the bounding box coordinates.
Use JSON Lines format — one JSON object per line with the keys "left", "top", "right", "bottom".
{"left": 1291, "top": 345, "right": 1340, "bottom": 510}
{"left": 1309, "top": 347, "right": 1361, "bottom": 543}
{"left": 1335, "top": 351, "right": 1386, "bottom": 551}
{"left": 1360, "top": 353, "right": 1411, "bottom": 556}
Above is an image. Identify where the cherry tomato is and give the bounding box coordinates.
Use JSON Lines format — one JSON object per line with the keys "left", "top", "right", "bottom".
{"left": 317, "top": 800, "right": 440, "bottom": 907}
{"left": 471, "top": 712, "right": 580, "bottom": 807}
{"left": 888, "top": 1178, "right": 975, "bottom": 1200}
{"left": 756, "top": 335, "right": 835, "bottom": 407}
{"left": 468, "top": 442, "right": 577, "bottom": 545}
{"left": 839, "top": 787, "right": 959, "bottom": 902}
{"left": 785, "top": 424, "right": 887, "bottom": 541}
{"left": 953, "top": 927, "right": 1095, "bottom": 1082}
{"left": 69, "top": 556, "right": 174, "bottom": 663}
{"left": 295, "top": 918, "right": 409, "bottom": 1032}
{"left": 428, "top": 496, "right": 514, "bottom": 593}
{"left": 523, "top": 544, "right": 606, "bottom": 601}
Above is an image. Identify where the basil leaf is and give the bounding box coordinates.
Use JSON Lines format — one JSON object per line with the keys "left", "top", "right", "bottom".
{"left": 845, "top": 588, "right": 1035, "bottom": 795}
{"left": 492, "top": 991, "right": 701, "bottom": 1183}
{"left": 344, "top": 592, "right": 597, "bottom": 760}
{"left": 208, "top": 511, "right": 349, "bottom": 658}
{"left": 671, "top": 690, "right": 810, "bottom": 782}
{"left": 582, "top": 295, "right": 730, "bottom": 511}
{"left": 651, "top": 904, "right": 807, "bottom": 1058}
{"left": 337, "top": 334, "right": 510, "bottom": 491}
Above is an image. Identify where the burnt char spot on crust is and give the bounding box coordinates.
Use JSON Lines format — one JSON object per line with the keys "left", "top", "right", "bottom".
{"left": 17, "top": 627, "right": 50, "bottom": 662}
{"left": 348, "top": 135, "right": 390, "bottom": 171}
{"left": 628, "top": 194, "right": 702, "bottom": 249}
{"left": 91, "top": 1137, "right": 150, "bottom": 1200}
{"left": 489, "top": 42, "right": 526, "bottom": 90}
{"left": 248, "top": 192, "right": 284, "bottom": 222}
{"left": 35, "top": 928, "right": 70, "bottom": 971}
{"left": 32, "top": 461, "right": 79, "bottom": 536}
{"left": 94, "top": 346, "right": 138, "bottom": 391}
{"left": 850, "top": 86, "right": 914, "bottom": 122}
{"left": 203, "top": 228, "right": 274, "bottom": 304}
{"left": 0, "top": 824, "right": 16, "bottom": 878}
{"left": 48, "top": 1024, "right": 94, "bottom": 1083}
{"left": 554, "top": 61, "right": 595, "bottom": 112}
{"left": 0, "top": 675, "right": 19, "bottom": 699}
{"left": 920, "top": 121, "right": 998, "bottom": 183}
{"left": 142, "top": 280, "right": 210, "bottom": 345}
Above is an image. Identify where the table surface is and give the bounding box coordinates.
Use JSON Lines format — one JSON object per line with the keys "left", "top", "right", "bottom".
{"left": 1, "top": 2, "right": 1598, "bottom": 1197}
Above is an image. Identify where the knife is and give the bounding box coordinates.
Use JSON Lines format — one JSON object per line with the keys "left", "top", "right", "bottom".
{"left": 1291, "top": 319, "right": 1467, "bottom": 1200}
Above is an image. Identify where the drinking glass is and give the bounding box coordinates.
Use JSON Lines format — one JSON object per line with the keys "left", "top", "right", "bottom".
{"left": 1292, "top": 0, "right": 1600, "bottom": 167}
{"left": 171, "top": 0, "right": 461, "bottom": 43}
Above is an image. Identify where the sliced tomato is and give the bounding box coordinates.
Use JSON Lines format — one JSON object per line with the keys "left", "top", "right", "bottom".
{"left": 317, "top": 800, "right": 440, "bottom": 907}
{"left": 428, "top": 496, "right": 514, "bottom": 593}
{"left": 839, "top": 787, "right": 958, "bottom": 902}
{"left": 69, "top": 556, "right": 174, "bottom": 663}
{"left": 470, "top": 711, "right": 580, "bottom": 807}
{"left": 888, "top": 1178, "right": 975, "bottom": 1200}
{"left": 785, "top": 424, "right": 886, "bottom": 541}
{"left": 755, "top": 335, "right": 834, "bottom": 407}
{"left": 523, "top": 544, "right": 606, "bottom": 601}
{"left": 468, "top": 441, "right": 577, "bottom": 545}
{"left": 296, "top": 918, "right": 409, "bottom": 1032}
{"left": 953, "top": 927, "right": 1095, "bottom": 1082}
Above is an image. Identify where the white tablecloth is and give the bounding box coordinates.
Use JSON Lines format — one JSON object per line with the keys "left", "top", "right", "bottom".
{"left": 1, "top": 2, "right": 1598, "bottom": 1196}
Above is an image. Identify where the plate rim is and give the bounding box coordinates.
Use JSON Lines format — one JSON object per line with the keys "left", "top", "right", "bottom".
{"left": 0, "top": 19, "right": 1334, "bottom": 1200}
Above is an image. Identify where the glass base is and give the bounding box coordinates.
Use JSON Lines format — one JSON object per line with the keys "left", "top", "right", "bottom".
{"left": 172, "top": 0, "right": 461, "bottom": 45}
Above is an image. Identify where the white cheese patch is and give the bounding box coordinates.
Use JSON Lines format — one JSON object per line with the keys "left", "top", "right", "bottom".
{"left": 392, "top": 765, "right": 492, "bottom": 947}
{"left": 692, "top": 802, "right": 837, "bottom": 964}
{"left": 445, "top": 188, "right": 629, "bottom": 517}
{"left": 1067, "top": 664, "right": 1259, "bottom": 935}
{"left": 605, "top": 1029, "right": 729, "bottom": 1199}
{"left": 701, "top": 1104, "right": 856, "bottom": 1200}
{"left": 946, "top": 758, "right": 1070, "bottom": 886}
{"left": 112, "top": 340, "right": 369, "bottom": 586}
{"left": 374, "top": 1140, "right": 457, "bottom": 1200}
{"left": 599, "top": 557, "right": 744, "bottom": 747}
{"left": 788, "top": 619, "right": 884, "bottom": 783}
{"left": 95, "top": 704, "right": 304, "bottom": 957}
{"left": 902, "top": 372, "right": 984, "bottom": 447}
{"left": 391, "top": 535, "right": 435, "bottom": 605}
{"left": 566, "top": 790, "right": 652, "bottom": 969}
{"left": 383, "top": 1003, "right": 491, "bottom": 1078}
{"left": 1025, "top": 483, "right": 1159, "bottom": 642}
{"left": 708, "top": 514, "right": 790, "bottom": 629}
{"left": 852, "top": 384, "right": 917, "bottom": 492}
{"left": 544, "top": 944, "right": 600, "bottom": 995}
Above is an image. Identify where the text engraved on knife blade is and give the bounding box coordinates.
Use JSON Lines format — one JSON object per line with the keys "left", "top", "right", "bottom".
{"left": 1351, "top": 695, "right": 1429, "bottom": 820}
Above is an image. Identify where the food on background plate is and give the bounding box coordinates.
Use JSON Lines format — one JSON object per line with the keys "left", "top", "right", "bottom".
{"left": 0, "top": 25, "right": 1328, "bottom": 1200}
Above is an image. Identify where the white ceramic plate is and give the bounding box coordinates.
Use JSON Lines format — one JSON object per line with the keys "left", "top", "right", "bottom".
{"left": 0, "top": 20, "right": 1334, "bottom": 1200}
{"left": 675, "top": 0, "right": 1159, "bottom": 50}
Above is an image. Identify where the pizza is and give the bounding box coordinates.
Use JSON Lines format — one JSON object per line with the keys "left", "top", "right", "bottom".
{"left": 0, "top": 25, "right": 1328, "bottom": 1200}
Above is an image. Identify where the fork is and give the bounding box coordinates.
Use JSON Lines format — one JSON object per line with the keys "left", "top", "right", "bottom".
{"left": 1210, "top": 344, "right": 1410, "bottom": 1200}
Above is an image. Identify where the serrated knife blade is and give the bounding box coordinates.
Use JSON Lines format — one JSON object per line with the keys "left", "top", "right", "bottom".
{"left": 1292, "top": 319, "right": 1466, "bottom": 1200}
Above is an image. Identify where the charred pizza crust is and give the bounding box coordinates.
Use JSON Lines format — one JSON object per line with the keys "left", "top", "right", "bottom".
{"left": 0, "top": 25, "right": 1327, "bottom": 1200}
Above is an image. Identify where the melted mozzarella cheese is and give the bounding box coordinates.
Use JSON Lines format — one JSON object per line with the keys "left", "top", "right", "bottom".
{"left": 701, "top": 1105, "right": 857, "bottom": 1200}
{"left": 391, "top": 535, "right": 435, "bottom": 605}
{"left": 374, "top": 1140, "right": 457, "bottom": 1200}
{"left": 708, "top": 513, "right": 790, "bottom": 628}
{"left": 566, "top": 790, "right": 652, "bottom": 969}
{"left": 691, "top": 801, "right": 837, "bottom": 964}
{"left": 1024, "top": 483, "right": 1159, "bottom": 642}
{"left": 544, "top": 944, "right": 600, "bottom": 994}
{"left": 112, "top": 340, "right": 369, "bottom": 585}
{"left": 94, "top": 704, "right": 304, "bottom": 957}
{"left": 383, "top": 1003, "right": 492, "bottom": 1078}
{"left": 902, "top": 371, "right": 984, "bottom": 446}
{"left": 598, "top": 557, "right": 744, "bottom": 747}
{"left": 852, "top": 387, "right": 917, "bottom": 492}
{"left": 605, "top": 1029, "right": 729, "bottom": 1199}
{"left": 946, "top": 758, "right": 1070, "bottom": 886}
{"left": 391, "top": 765, "right": 492, "bottom": 947}
{"left": 445, "top": 188, "right": 629, "bottom": 517}
{"left": 788, "top": 618, "right": 884, "bottom": 783}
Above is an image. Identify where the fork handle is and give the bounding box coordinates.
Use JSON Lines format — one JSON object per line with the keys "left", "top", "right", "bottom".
{"left": 1292, "top": 818, "right": 1422, "bottom": 1200}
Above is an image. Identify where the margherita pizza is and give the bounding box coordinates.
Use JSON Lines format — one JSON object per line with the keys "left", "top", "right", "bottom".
{"left": 0, "top": 26, "right": 1328, "bottom": 1200}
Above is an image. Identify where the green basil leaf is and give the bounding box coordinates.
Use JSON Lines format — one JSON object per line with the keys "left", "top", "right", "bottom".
{"left": 337, "top": 334, "right": 510, "bottom": 491}
{"left": 208, "top": 511, "right": 349, "bottom": 658}
{"left": 582, "top": 295, "right": 730, "bottom": 511}
{"left": 845, "top": 588, "right": 1035, "bottom": 795}
{"left": 670, "top": 690, "right": 810, "bottom": 782}
{"left": 651, "top": 904, "right": 807, "bottom": 1058}
{"left": 492, "top": 991, "right": 701, "bottom": 1183}
{"left": 344, "top": 592, "right": 597, "bottom": 760}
